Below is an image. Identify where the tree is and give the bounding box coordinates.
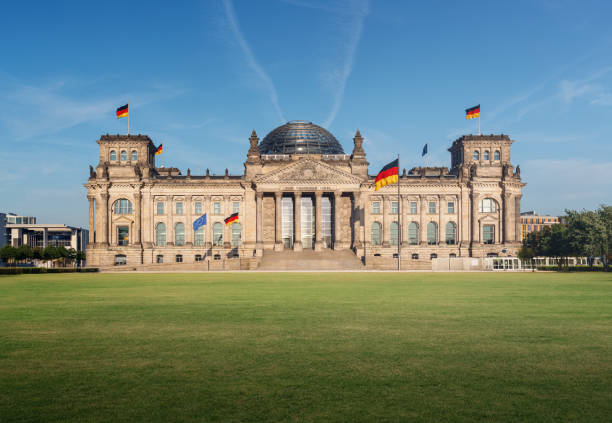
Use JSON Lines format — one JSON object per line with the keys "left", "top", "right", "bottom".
{"left": 43, "top": 246, "right": 59, "bottom": 267}
{"left": 597, "top": 205, "right": 611, "bottom": 269}
{"left": 75, "top": 251, "right": 86, "bottom": 268}
{"left": 518, "top": 245, "right": 536, "bottom": 271}
{"left": 15, "top": 245, "right": 33, "bottom": 265}
{"left": 0, "top": 245, "right": 17, "bottom": 266}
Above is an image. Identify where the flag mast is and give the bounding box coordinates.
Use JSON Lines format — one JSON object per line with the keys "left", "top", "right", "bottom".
{"left": 397, "top": 153, "right": 401, "bottom": 271}
{"left": 127, "top": 101, "right": 130, "bottom": 135}
{"left": 478, "top": 102, "right": 480, "bottom": 135}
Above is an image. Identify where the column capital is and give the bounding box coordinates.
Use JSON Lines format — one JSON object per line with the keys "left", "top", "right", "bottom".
{"left": 256, "top": 191, "right": 264, "bottom": 199}
{"left": 315, "top": 191, "right": 323, "bottom": 198}
{"left": 294, "top": 191, "right": 302, "bottom": 198}
{"left": 99, "top": 192, "right": 109, "bottom": 199}
{"left": 275, "top": 191, "right": 282, "bottom": 198}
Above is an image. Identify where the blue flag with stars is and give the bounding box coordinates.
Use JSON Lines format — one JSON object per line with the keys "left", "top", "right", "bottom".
{"left": 193, "top": 213, "right": 207, "bottom": 231}
{"left": 422, "top": 143, "right": 428, "bottom": 156}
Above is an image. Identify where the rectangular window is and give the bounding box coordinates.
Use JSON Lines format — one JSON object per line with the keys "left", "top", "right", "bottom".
{"left": 117, "top": 226, "right": 129, "bottom": 246}
{"left": 176, "top": 202, "right": 183, "bottom": 214}
{"left": 213, "top": 202, "right": 221, "bottom": 215}
{"left": 372, "top": 201, "right": 380, "bottom": 214}
{"left": 391, "top": 201, "right": 398, "bottom": 214}
{"left": 483, "top": 225, "right": 495, "bottom": 244}
{"left": 428, "top": 202, "right": 436, "bottom": 214}
{"left": 410, "top": 201, "right": 417, "bottom": 214}
{"left": 233, "top": 202, "right": 240, "bottom": 214}
{"left": 448, "top": 202, "right": 455, "bottom": 213}
{"left": 194, "top": 202, "right": 202, "bottom": 215}
{"left": 157, "top": 202, "right": 164, "bottom": 215}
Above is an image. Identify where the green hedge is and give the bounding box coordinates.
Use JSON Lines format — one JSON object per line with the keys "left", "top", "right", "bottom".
{"left": 536, "top": 266, "right": 607, "bottom": 272}
{"left": 0, "top": 267, "right": 99, "bottom": 275}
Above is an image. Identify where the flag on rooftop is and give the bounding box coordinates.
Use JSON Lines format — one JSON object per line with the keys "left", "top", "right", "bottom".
{"left": 116, "top": 104, "right": 129, "bottom": 119}
{"left": 155, "top": 144, "right": 163, "bottom": 155}
{"left": 375, "top": 158, "right": 399, "bottom": 191}
{"left": 422, "top": 143, "right": 428, "bottom": 156}
{"left": 465, "top": 104, "right": 480, "bottom": 119}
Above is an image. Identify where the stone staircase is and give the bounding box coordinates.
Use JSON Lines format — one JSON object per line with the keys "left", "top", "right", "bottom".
{"left": 258, "top": 249, "right": 363, "bottom": 271}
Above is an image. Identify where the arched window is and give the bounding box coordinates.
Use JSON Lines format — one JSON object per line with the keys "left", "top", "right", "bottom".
{"left": 408, "top": 222, "right": 419, "bottom": 245}
{"left": 175, "top": 223, "right": 185, "bottom": 246}
{"left": 194, "top": 227, "right": 204, "bottom": 246}
{"left": 213, "top": 222, "right": 223, "bottom": 246}
{"left": 131, "top": 150, "right": 138, "bottom": 161}
{"left": 113, "top": 199, "right": 133, "bottom": 214}
{"left": 494, "top": 150, "right": 500, "bottom": 161}
{"left": 110, "top": 150, "right": 117, "bottom": 161}
{"left": 390, "top": 221, "right": 399, "bottom": 246}
{"left": 231, "top": 222, "right": 242, "bottom": 246}
{"left": 371, "top": 222, "right": 382, "bottom": 246}
{"left": 155, "top": 223, "right": 166, "bottom": 246}
{"left": 120, "top": 150, "right": 127, "bottom": 161}
{"left": 484, "top": 150, "right": 490, "bottom": 161}
{"left": 445, "top": 222, "right": 456, "bottom": 245}
{"left": 427, "top": 222, "right": 438, "bottom": 245}
{"left": 473, "top": 150, "right": 479, "bottom": 161}
{"left": 479, "top": 198, "right": 498, "bottom": 213}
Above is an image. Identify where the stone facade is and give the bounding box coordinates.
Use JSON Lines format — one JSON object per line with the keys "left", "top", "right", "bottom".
{"left": 84, "top": 126, "right": 525, "bottom": 268}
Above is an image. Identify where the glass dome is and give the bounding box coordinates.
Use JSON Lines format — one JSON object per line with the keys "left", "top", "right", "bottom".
{"left": 259, "top": 120, "right": 345, "bottom": 155}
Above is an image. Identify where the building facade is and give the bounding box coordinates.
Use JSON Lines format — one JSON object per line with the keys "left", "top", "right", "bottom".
{"left": 84, "top": 121, "right": 525, "bottom": 268}
{"left": 520, "top": 211, "right": 560, "bottom": 240}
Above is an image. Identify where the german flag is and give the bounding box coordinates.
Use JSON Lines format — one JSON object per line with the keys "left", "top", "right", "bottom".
{"left": 465, "top": 104, "right": 480, "bottom": 119}
{"left": 375, "top": 159, "right": 399, "bottom": 191}
{"left": 116, "top": 104, "right": 129, "bottom": 118}
{"left": 224, "top": 213, "right": 239, "bottom": 225}
{"left": 155, "top": 144, "right": 163, "bottom": 155}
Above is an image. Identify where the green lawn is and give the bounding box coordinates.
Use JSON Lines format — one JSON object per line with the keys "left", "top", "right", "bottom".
{"left": 1, "top": 272, "right": 611, "bottom": 422}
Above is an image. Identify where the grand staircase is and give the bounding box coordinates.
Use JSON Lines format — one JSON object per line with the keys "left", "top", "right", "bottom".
{"left": 258, "top": 249, "right": 363, "bottom": 271}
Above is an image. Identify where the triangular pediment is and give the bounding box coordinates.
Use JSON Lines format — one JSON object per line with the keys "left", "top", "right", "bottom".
{"left": 112, "top": 215, "right": 133, "bottom": 224}
{"left": 254, "top": 158, "right": 363, "bottom": 187}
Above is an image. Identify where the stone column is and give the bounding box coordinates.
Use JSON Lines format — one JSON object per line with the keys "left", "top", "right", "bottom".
{"left": 471, "top": 193, "right": 480, "bottom": 245}
{"left": 256, "top": 192, "right": 263, "bottom": 253}
{"left": 274, "top": 192, "right": 283, "bottom": 251}
{"left": 334, "top": 191, "right": 342, "bottom": 249}
{"left": 293, "top": 192, "right": 302, "bottom": 251}
{"left": 382, "top": 196, "right": 389, "bottom": 247}
{"left": 223, "top": 196, "right": 231, "bottom": 249}
{"left": 133, "top": 192, "right": 141, "bottom": 245}
{"left": 419, "top": 195, "right": 427, "bottom": 245}
{"left": 99, "top": 193, "right": 109, "bottom": 245}
{"left": 314, "top": 191, "right": 323, "bottom": 251}
{"left": 43, "top": 228, "right": 48, "bottom": 248}
{"left": 87, "top": 196, "right": 95, "bottom": 244}
{"left": 515, "top": 195, "right": 522, "bottom": 242}
{"left": 205, "top": 196, "right": 212, "bottom": 248}
{"left": 353, "top": 191, "right": 362, "bottom": 249}
{"left": 185, "top": 195, "right": 193, "bottom": 246}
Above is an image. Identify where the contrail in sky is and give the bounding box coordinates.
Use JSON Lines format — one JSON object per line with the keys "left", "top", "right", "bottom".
{"left": 323, "top": 0, "right": 369, "bottom": 128}
{"left": 222, "top": 0, "right": 286, "bottom": 123}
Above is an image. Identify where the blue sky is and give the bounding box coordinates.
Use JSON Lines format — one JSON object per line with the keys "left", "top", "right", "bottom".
{"left": 1, "top": 0, "right": 611, "bottom": 227}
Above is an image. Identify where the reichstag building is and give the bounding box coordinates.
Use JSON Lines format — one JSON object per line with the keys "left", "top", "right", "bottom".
{"left": 84, "top": 120, "right": 525, "bottom": 269}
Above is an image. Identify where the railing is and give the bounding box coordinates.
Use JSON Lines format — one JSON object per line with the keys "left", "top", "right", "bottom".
{"left": 261, "top": 154, "right": 290, "bottom": 160}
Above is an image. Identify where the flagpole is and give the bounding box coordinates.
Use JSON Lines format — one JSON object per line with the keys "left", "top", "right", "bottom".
{"left": 397, "top": 153, "right": 401, "bottom": 271}
{"left": 478, "top": 103, "right": 481, "bottom": 135}
{"left": 127, "top": 101, "right": 130, "bottom": 136}
{"left": 426, "top": 143, "right": 429, "bottom": 168}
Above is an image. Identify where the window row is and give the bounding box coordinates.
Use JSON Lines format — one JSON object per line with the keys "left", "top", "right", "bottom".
{"left": 370, "top": 221, "right": 457, "bottom": 246}
{"left": 473, "top": 150, "right": 501, "bottom": 161}
{"left": 156, "top": 201, "right": 239, "bottom": 215}
{"left": 110, "top": 150, "right": 138, "bottom": 161}
{"left": 155, "top": 222, "right": 241, "bottom": 247}
{"left": 369, "top": 222, "right": 496, "bottom": 245}
{"left": 111, "top": 198, "right": 243, "bottom": 216}
{"left": 372, "top": 201, "right": 456, "bottom": 214}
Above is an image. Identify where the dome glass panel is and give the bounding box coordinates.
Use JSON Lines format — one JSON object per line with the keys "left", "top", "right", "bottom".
{"left": 259, "top": 120, "right": 344, "bottom": 155}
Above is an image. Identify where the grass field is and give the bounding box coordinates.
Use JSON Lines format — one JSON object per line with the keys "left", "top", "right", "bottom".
{"left": 1, "top": 272, "right": 611, "bottom": 422}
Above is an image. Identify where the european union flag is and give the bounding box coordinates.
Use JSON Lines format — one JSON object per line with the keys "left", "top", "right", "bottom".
{"left": 193, "top": 213, "right": 207, "bottom": 231}
{"left": 422, "top": 143, "right": 428, "bottom": 156}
